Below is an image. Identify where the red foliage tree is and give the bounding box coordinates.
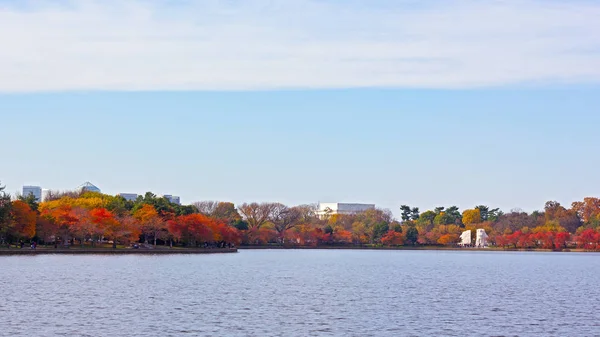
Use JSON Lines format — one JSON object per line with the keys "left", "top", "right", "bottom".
{"left": 381, "top": 230, "right": 404, "bottom": 246}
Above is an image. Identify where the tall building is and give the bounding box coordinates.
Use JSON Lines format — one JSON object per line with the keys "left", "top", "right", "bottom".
{"left": 118, "top": 193, "right": 138, "bottom": 202}
{"left": 22, "top": 186, "right": 42, "bottom": 202}
{"left": 316, "top": 202, "right": 375, "bottom": 219}
{"left": 163, "top": 194, "right": 181, "bottom": 205}
{"left": 79, "top": 181, "right": 101, "bottom": 193}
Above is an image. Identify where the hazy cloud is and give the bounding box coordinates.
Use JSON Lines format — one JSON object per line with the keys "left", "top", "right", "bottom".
{"left": 1, "top": 0, "right": 599, "bottom": 92}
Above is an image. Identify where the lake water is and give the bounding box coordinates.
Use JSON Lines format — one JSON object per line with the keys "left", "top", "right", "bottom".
{"left": 1, "top": 249, "right": 599, "bottom": 337}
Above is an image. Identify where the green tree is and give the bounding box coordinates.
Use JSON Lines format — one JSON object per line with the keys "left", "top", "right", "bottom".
{"left": 324, "top": 224, "right": 334, "bottom": 235}
{"left": 232, "top": 219, "right": 249, "bottom": 231}
{"left": 400, "top": 205, "right": 412, "bottom": 222}
{"left": 0, "top": 181, "right": 13, "bottom": 245}
{"left": 411, "top": 207, "right": 420, "bottom": 220}
{"left": 400, "top": 205, "right": 420, "bottom": 222}
{"left": 372, "top": 221, "right": 390, "bottom": 243}
{"left": 434, "top": 212, "right": 454, "bottom": 225}
{"left": 417, "top": 210, "right": 436, "bottom": 228}
{"left": 18, "top": 193, "right": 39, "bottom": 212}
{"left": 445, "top": 206, "right": 461, "bottom": 224}
{"left": 405, "top": 225, "right": 419, "bottom": 245}
{"left": 476, "top": 205, "right": 501, "bottom": 222}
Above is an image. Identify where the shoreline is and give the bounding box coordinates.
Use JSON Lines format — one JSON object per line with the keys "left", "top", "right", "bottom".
{"left": 0, "top": 248, "right": 238, "bottom": 255}
{"left": 238, "top": 245, "right": 594, "bottom": 253}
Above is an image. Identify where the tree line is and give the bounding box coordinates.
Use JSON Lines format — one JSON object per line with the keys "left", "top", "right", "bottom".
{"left": 1, "top": 180, "right": 600, "bottom": 250}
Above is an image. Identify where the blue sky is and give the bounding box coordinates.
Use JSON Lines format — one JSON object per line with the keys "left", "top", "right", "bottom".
{"left": 3, "top": 88, "right": 600, "bottom": 215}
{"left": 1, "top": 0, "right": 600, "bottom": 215}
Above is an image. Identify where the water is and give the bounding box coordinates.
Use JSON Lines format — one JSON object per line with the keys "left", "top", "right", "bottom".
{"left": 1, "top": 250, "right": 599, "bottom": 337}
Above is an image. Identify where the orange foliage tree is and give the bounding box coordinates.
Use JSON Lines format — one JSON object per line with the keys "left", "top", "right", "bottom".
{"left": 134, "top": 204, "right": 165, "bottom": 246}
{"left": 381, "top": 230, "right": 404, "bottom": 246}
{"left": 10, "top": 200, "right": 37, "bottom": 241}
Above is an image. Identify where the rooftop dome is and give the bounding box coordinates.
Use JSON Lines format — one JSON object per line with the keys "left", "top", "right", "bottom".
{"left": 79, "top": 181, "right": 101, "bottom": 193}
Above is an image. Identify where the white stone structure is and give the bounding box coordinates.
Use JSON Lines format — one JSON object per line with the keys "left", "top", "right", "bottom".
{"left": 459, "top": 230, "right": 472, "bottom": 246}
{"left": 22, "top": 185, "right": 42, "bottom": 202}
{"left": 316, "top": 202, "right": 375, "bottom": 219}
{"left": 475, "top": 228, "right": 489, "bottom": 248}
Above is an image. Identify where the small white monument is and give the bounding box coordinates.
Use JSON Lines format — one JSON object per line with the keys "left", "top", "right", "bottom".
{"left": 475, "top": 228, "right": 488, "bottom": 248}
{"left": 459, "top": 230, "right": 471, "bottom": 247}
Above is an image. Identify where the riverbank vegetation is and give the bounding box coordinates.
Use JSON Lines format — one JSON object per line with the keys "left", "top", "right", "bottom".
{"left": 1, "top": 180, "right": 600, "bottom": 251}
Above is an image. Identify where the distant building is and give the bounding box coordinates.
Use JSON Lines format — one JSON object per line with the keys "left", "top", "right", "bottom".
{"left": 163, "top": 194, "right": 181, "bottom": 205}
{"left": 22, "top": 186, "right": 42, "bottom": 202}
{"left": 316, "top": 202, "right": 375, "bottom": 219}
{"left": 118, "top": 193, "right": 138, "bottom": 202}
{"left": 79, "top": 181, "right": 101, "bottom": 193}
{"left": 42, "top": 189, "right": 51, "bottom": 202}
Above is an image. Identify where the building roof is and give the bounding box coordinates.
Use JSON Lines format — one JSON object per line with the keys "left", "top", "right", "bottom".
{"left": 79, "top": 181, "right": 101, "bottom": 191}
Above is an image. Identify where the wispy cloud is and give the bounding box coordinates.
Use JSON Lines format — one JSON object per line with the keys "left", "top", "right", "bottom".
{"left": 1, "top": 0, "right": 599, "bottom": 92}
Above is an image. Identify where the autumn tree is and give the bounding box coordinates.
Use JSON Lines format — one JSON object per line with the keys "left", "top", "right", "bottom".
{"left": 381, "top": 230, "right": 404, "bottom": 246}
{"left": 571, "top": 197, "right": 600, "bottom": 225}
{"left": 134, "top": 204, "right": 165, "bottom": 246}
{"left": 18, "top": 193, "right": 39, "bottom": 212}
{"left": 269, "top": 203, "right": 302, "bottom": 241}
{"left": 295, "top": 204, "right": 319, "bottom": 224}
{"left": 462, "top": 209, "right": 481, "bottom": 225}
{"left": 351, "top": 221, "right": 368, "bottom": 245}
{"left": 111, "top": 215, "right": 142, "bottom": 248}
{"left": 544, "top": 201, "right": 581, "bottom": 233}
{"left": 176, "top": 213, "right": 214, "bottom": 246}
{"left": 46, "top": 205, "right": 79, "bottom": 246}
{"left": 494, "top": 211, "right": 541, "bottom": 234}
{"left": 438, "top": 233, "right": 459, "bottom": 246}
{"left": 193, "top": 201, "right": 219, "bottom": 216}
{"left": 238, "top": 202, "right": 277, "bottom": 230}
{"left": 354, "top": 208, "right": 393, "bottom": 244}
{"left": 36, "top": 215, "right": 58, "bottom": 246}
{"left": 88, "top": 208, "right": 113, "bottom": 247}
{"left": 10, "top": 200, "right": 37, "bottom": 242}
{"left": 70, "top": 207, "right": 93, "bottom": 247}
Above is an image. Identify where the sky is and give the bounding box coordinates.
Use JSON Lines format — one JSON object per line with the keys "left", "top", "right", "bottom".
{"left": 1, "top": 0, "right": 600, "bottom": 216}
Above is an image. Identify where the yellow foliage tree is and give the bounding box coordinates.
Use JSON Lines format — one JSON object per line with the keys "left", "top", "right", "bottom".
{"left": 462, "top": 209, "right": 481, "bottom": 225}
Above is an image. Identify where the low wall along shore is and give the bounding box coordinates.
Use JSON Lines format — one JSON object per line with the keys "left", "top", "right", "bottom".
{"left": 0, "top": 248, "right": 238, "bottom": 255}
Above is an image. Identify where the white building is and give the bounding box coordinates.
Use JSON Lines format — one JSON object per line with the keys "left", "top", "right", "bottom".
{"left": 316, "top": 202, "right": 375, "bottom": 218}
{"left": 42, "top": 189, "right": 51, "bottom": 202}
{"left": 118, "top": 193, "right": 138, "bottom": 202}
{"left": 163, "top": 194, "right": 181, "bottom": 205}
{"left": 79, "top": 181, "right": 101, "bottom": 193}
{"left": 22, "top": 186, "right": 42, "bottom": 202}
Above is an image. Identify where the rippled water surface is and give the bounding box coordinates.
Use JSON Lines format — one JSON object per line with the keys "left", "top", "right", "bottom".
{"left": 1, "top": 250, "right": 600, "bottom": 337}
